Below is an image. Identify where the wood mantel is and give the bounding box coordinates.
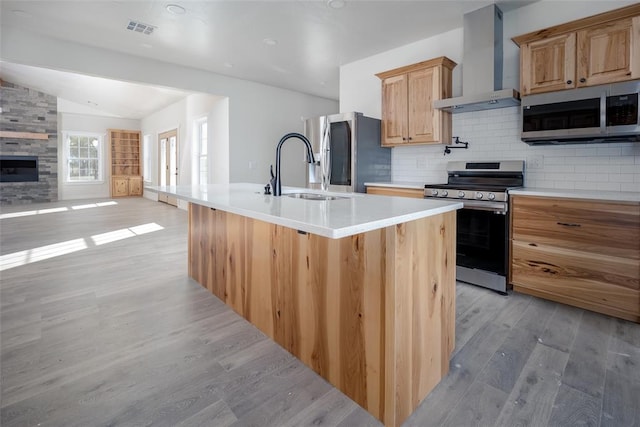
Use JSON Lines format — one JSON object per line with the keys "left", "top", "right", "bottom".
{"left": 188, "top": 203, "right": 456, "bottom": 426}
{"left": 0, "top": 131, "right": 49, "bottom": 140}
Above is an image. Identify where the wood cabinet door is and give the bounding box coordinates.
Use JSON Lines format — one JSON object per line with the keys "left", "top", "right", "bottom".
{"left": 112, "top": 177, "right": 129, "bottom": 197}
{"left": 380, "top": 74, "right": 408, "bottom": 146}
{"left": 577, "top": 17, "right": 640, "bottom": 87}
{"left": 521, "top": 33, "right": 576, "bottom": 95}
{"left": 407, "top": 67, "right": 439, "bottom": 144}
{"left": 128, "top": 176, "right": 143, "bottom": 196}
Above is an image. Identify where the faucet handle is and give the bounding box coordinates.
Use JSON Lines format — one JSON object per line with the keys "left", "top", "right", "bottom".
{"left": 270, "top": 164, "right": 275, "bottom": 179}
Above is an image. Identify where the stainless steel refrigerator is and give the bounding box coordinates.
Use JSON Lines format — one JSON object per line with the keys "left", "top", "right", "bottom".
{"left": 304, "top": 112, "right": 391, "bottom": 193}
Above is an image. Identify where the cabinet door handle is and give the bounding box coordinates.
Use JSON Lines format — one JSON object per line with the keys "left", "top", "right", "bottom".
{"left": 557, "top": 222, "right": 581, "bottom": 227}
{"left": 579, "top": 78, "right": 586, "bottom": 83}
{"left": 408, "top": 137, "right": 412, "bottom": 141}
{"left": 402, "top": 137, "right": 407, "bottom": 141}
{"left": 566, "top": 80, "right": 573, "bottom": 85}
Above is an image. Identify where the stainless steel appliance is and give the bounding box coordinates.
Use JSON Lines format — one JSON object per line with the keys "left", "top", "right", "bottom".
{"left": 304, "top": 112, "right": 391, "bottom": 193}
{"left": 521, "top": 80, "right": 640, "bottom": 144}
{"left": 424, "top": 160, "right": 524, "bottom": 293}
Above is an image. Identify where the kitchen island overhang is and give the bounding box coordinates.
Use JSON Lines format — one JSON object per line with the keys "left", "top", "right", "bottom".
{"left": 150, "top": 183, "right": 462, "bottom": 427}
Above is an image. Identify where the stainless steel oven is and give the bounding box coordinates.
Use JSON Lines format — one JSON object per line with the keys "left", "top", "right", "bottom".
{"left": 425, "top": 161, "right": 524, "bottom": 293}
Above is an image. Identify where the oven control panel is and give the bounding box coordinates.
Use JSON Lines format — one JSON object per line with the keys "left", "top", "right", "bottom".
{"left": 424, "top": 188, "right": 508, "bottom": 203}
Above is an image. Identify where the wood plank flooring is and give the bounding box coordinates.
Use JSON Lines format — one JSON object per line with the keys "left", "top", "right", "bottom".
{"left": 1, "top": 197, "right": 638, "bottom": 426}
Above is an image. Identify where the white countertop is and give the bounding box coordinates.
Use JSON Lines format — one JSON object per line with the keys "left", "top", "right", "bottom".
{"left": 148, "top": 183, "right": 462, "bottom": 239}
{"left": 510, "top": 188, "right": 640, "bottom": 203}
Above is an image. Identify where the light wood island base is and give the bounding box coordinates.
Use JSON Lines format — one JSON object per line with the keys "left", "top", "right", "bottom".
{"left": 188, "top": 203, "right": 456, "bottom": 426}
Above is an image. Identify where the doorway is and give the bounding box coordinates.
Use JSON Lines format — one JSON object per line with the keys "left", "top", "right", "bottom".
{"left": 158, "top": 129, "right": 178, "bottom": 206}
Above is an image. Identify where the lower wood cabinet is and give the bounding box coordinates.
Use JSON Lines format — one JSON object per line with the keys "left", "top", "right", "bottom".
{"left": 111, "top": 175, "right": 143, "bottom": 197}
{"left": 128, "top": 176, "right": 143, "bottom": 196}
{"left": 188, "top": 203, "right": 456, "bottom": 426}
{"left": 510, "top": 195, "right": 640, "bottom": 323}
{"left": 366, "top": 186, "right": 425, "bottom": 198}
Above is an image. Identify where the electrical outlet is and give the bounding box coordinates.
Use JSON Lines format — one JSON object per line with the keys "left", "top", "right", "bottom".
{"left": 527, "top": 155, "right": 543, "bottom": 170}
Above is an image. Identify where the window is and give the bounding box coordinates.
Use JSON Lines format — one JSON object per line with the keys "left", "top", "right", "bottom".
{"left": 64, "top": 133, "right": 103, "bottom": 182}
{"left": 196, "top": 118, "right": 208, "bottom": 185}
{"left": 143, "top": 134, "right": 151, "bottom": 182}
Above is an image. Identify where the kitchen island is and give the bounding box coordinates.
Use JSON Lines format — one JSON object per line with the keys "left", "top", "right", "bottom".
{"left": 150, "top": 183, "right": 462, "bottom": 427}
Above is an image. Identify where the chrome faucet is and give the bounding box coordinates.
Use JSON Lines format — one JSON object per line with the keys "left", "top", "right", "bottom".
{"left": 270, "top": 132, "right": 316, "bottom": 196}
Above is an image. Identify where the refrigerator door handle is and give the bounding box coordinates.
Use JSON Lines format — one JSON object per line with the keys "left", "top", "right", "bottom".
{"left": 321, "top": 116, "right": 331, "bottom": 191}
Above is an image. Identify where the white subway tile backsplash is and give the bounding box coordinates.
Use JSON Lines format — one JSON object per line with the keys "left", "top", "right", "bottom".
{"left": 554, "top": 180, "right": 574, "bottom": 189}
{"left": 620, "top": 165, "right": 639, "bottom": 173}
{"left": 609, "top": 174, "right": 635, "bottom": 183}
{"left": 574, "top": 181, "right": 592, "bottom": 190}
{"left": 586, "top": 174, "right": 606, "bottom": 182}
{"left": 574, "top": 147, "right": 599, "bottom": 156}
{"left": 596, "top": 182, "right": 621, "bottom": 191}
{"left": 390, "top": 107, "right": 640, "bottom": 192}
{"left": 596, "top": 147, "right": 622, "bottom": 156}
{"left": 609, "top": 156, "right": 635, "bottom": 165}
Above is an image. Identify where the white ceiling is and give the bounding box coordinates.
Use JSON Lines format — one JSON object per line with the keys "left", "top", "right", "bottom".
{"left": 0, "top": 0, "right": 537, "bottom": 118}
{"left": 0, "top": 62, "right": 194, "bottom": 119}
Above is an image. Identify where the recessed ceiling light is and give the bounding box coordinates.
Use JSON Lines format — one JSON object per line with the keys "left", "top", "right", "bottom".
{"left": 166, "top": 4, "right": 186, "bottom": 15}
{"left": 223, "top": 62, "right": 234, "bottom": 68}
{"left": 12, "top": 9, "right": 32, "bottom": 18}
{"left": 262, "top": 38, "right": 278, "bottom": 46}
{"left": 327, "top": 0, "right": 346, "bottom": 9}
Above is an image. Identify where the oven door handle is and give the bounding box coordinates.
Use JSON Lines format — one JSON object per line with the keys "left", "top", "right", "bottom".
{"left": 460, "top": 200, "right": 508, "bottom": 213}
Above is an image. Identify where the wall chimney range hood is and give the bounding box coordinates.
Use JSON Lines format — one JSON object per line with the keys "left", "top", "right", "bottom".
{"left": 434, "top": 5, "right": 520, "bottom": 113}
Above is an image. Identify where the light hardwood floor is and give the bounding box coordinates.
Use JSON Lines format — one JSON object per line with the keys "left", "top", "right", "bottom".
{"left": 1, "top": 197, "right": 638, "bottom": 426}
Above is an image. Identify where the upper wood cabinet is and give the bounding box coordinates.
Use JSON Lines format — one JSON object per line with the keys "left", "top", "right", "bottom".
{"left": 520, "top": 33, "right": 576, "bottom": 94}
{"left": 577, "top": 17, "right": 639, "bottom": 87}
{"left": 513, "top": 4, "right": 640, "bottom": 96}
{"left": 376, "top": 57, "right": 456, "bottom": 146}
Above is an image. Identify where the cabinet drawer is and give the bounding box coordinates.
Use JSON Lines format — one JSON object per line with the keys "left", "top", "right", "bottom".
{"left": 511, "top": 196, "right": 640, "bottom": 259}
{"left": 512, "top": 241, "right": 640, "bottom": 320}
{"left": 366, "top": 186, "right": 424, "bottom": 198}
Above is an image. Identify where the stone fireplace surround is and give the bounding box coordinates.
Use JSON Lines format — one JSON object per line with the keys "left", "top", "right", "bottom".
{"left": 0, "top": 81, "right": 58, "bottom": 205}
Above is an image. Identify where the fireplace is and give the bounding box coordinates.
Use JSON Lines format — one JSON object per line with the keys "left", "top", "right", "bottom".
{"left": 0, "top": 155, "right": 39, "bottom": 182}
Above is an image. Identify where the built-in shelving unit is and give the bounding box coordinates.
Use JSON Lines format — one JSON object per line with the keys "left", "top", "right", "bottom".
{"left": 108, "top": 129, "right": 142, "bottom": 197}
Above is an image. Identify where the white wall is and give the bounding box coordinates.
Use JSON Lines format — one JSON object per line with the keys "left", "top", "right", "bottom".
{"left": 57, "top": 111, "right": 140, "bottom": 200}
{"left": 340, "top": 28, "right": 463, "bottom": 118}
{"left": 1, "top": 27, "right": 338, "bottom": 191}
{"left": 340, "top": 1, "right": 640, "bottom": 190}
{"left": 140, "top": 92, "right": 227, "bottom": 210}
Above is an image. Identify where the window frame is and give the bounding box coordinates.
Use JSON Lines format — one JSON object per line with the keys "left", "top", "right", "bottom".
{"left": 63, "top": 131, "right": 104, "bottom": 184}
{"left": 143, "top": 134, "right": 152, "bottom": 183}
{"left": 195, "top": 117, "right": 208, "bottom": 186}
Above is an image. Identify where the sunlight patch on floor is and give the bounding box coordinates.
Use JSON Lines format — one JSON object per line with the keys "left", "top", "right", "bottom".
{"left": 91, "top": 223, "right": 164, "bottom": 246}
{"left": 0, "top": 238, "right": 88, "bottom": 271}
{"left": 0, "top": 221, "right": 163, "bottom": 271}
{"left": 0, "top": 201, "right": 118, "bottom": 220}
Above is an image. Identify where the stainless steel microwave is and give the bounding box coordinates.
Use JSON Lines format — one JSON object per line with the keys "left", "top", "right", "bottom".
{"left": 521, "top": 81, "right": 640, "bottom": 145}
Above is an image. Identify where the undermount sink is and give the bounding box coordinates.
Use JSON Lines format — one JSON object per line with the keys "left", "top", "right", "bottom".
{"left": 285, "top": 192, "right": 348, "bottom": 201}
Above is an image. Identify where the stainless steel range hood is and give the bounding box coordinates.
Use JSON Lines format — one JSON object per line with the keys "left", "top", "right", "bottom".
{"left": 434, "top": 5, "right": 520, "bottom": 113}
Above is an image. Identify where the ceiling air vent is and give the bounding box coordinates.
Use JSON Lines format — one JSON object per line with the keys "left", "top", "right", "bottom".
{"left": 126, "top": 20, "right": 156, "bottom": 35}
